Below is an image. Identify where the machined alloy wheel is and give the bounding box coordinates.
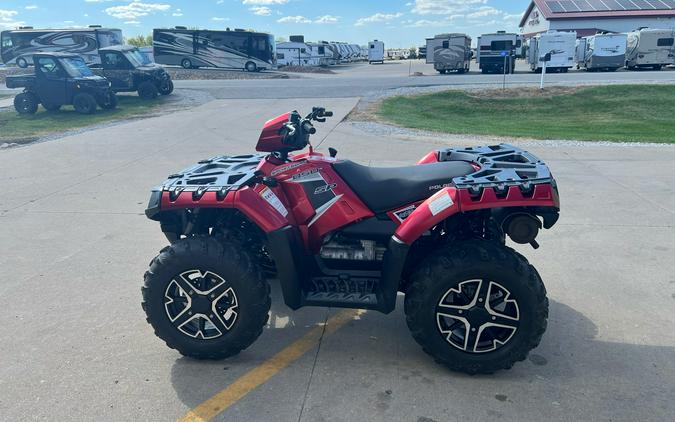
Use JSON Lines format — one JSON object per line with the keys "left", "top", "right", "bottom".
{"left": 16, "top": 57, "right": 29, "bottom": 68}
{"left": 164, "top": 269, "right": 239, "bottom": 340}
{"left": 181, "top": 58, "right": 192, "bottom": 69}
{"left": 436, "top": 279, "right": 520, "bottom": 354}
{"left": 14, "top": 92, "right": 39, "bottom": 114}
{"left": 245, "top": 61, "right": 257, "bottom": 72}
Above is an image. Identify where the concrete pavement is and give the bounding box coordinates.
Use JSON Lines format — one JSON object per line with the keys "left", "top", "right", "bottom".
{"left": 1, "top": 70, "right": 675, "bottom": 421}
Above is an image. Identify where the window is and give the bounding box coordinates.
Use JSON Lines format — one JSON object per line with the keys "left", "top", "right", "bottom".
{"left": 657, "top": 38, "right": 674, "bottom": 47}
{"left": 491, "top": 40, "right": 514, "bottom": 51}
{"left": 1, "top": 34, "right": 12, "bottom": 48}
{"left": 442, "top": 41, "right": 449, "bottom": 48}
{"left": 300, "top": 48, "right": 306, "bottom": 53}
{"left": 61, "top": 57, "right": 94, "bottom": 77}
{"left": 318, "top": 46, "right": 325, "bottom": 55}
{"left": 102, "top": 52, "right": 123, "bottom": 68}
{"left": 37, "top": 57, "right": 59, "bottom": 74}
{"left": 277, "top": 53, "right": 285, "bottom": 59}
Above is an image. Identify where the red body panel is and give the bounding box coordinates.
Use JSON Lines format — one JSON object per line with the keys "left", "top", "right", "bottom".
{"left": 256, "top": 112, "right": 291, "bottom": 152}
{"left": 395, "top": 188, "right": 461, "bottom": 244}
{"left": 416, "top": 151, "right": 439, "bottom": 164}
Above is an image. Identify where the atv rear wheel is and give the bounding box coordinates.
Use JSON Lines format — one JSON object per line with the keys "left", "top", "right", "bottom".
{"left": 138, "top": 81, "right": 159, "bottom": 100}
{"left": 142, "top": 236, "right": 271, "bottom": 360}
{"left": 14, "top": 92, "right": 39, "bottom": 114}
{"left": 73, "top": 93, "right": 97, "bottom": 114}
{"left": 404, "top": 240, "right": 548, "bottom": 374}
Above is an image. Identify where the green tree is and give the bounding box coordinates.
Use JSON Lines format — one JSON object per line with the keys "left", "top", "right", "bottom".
{"left": 126, "top": 34, "right": 153, "bottom": 47}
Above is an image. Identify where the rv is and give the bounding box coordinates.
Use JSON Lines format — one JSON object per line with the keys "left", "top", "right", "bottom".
{"left": 276, "top": 41, "right": 313, "bottom": 66}
{"left": 528, "top": 31, "right": 577, "bottom": 73}
{"left": 426, "top": 33, "right": 472, "bottom": 74}
{"left": 368, "top": 40, "right": 384, "bottom": 64}
{"left": 626, "top": 28, "right": 675, "bottom": 70}
{"left": 576, "top": 33, "right": 627, "bottom": 72}
{"left": 153, "top": 27, "right": 275, "bottom": 72}
{"left": 477, "top": 31, "right": 522, "bottom": 74}
{"left": 0, "top": 26, "right": 122, "bottom": 67}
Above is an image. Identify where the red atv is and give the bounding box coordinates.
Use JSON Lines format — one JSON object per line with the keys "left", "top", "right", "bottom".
{"left": 143, "top": 107, "right": 560, "bottom": 374}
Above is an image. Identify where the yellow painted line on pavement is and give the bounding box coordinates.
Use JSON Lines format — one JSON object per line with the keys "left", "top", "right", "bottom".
{"left": 177, "top": 309, "right": 365, "bottom": 422}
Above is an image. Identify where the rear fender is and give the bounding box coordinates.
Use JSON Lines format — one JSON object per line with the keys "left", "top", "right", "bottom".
{"left": 394, "top": 187, "right": 460, "bottom": 245}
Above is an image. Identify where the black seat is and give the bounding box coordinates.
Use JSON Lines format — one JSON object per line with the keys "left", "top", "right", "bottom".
{"left": 333, "top": 160, "right": 475, "bottom": 214}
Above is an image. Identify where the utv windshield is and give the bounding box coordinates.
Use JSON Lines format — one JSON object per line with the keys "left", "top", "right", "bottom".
{"left": 61, "top": 57, "right": 95, "bottom": 77}
{"left": 123, "top": 49, "right": 148, "bottom": 67}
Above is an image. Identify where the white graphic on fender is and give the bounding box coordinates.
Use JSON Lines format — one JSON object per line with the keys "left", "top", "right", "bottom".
{"left": 260, "top": 187, "right": 289, "bottom": 217}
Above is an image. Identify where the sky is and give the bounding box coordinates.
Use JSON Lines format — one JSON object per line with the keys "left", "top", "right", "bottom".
{"left": 0, "top": 0, "right": 529, "bottom": 48}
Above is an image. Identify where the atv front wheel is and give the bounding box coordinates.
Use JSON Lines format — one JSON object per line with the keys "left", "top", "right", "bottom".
{"left": 159, "top": 79, "right": 174, "bottom": 95}
{"left": 73, "top": 93, "right": 97, "bottom": 114}
{"left": 14, "top": 93, "right": 39, "bottom": 114}
{"left": 97, "top": 90, "right": 118, "bottom": 110}
{"left": 404, "top": 240, "right": 548, "bottom": 374}
{"left": 138, "top": 81, "right": 159, "bottom": 100}
{"left": 142, "top": 237, "right": 271, "bottom": 359}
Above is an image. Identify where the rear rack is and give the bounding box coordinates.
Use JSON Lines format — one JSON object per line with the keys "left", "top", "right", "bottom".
{"left": 438, "top": 144, "right": 555, "bottom": 196}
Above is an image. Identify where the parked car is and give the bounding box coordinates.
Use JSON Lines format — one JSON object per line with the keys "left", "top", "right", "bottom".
{"left": 5, "top": 52, "right": 117, "bottom": 114}
{"left": 91, "top": 45, "right": 173, "bottom": 99}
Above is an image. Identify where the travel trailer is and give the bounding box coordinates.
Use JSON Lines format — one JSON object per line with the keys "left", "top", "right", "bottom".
{"left": 476, "top": 31, "right": 522, "bottom": 74}
{"left": 426, "top": 33, "right": 472, "bottom": 74}
{"left": 626, "top": 28, "right": 675, "bottom": 70}
{"left": 368, "top": 40, "right": 384, "bottom": 64}
{"left": 0, "top": 26, "right": 122, "bottom": 67}
{"left": 153, "top": 27, "right": 275, "bottom": 72}
{"left": 576, "top": 33, "right": 627, "bottom": 72}
{"left": 528, "top": 31, "right": 577, "bottom": 73}
{"left": 276, "top": 41, "right": 314, "bottom": 66}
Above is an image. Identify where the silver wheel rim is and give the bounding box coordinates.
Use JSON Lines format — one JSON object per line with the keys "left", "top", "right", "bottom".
{"left": 436, "top": 279, "right": 520, "bottom": 354}
{"left": 164, "top": 270, "right": 239, "bottom": 340}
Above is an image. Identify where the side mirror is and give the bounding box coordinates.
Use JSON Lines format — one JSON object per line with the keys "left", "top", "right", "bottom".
{"left": 541, "top": 53, "right": 552, "bottom": 62}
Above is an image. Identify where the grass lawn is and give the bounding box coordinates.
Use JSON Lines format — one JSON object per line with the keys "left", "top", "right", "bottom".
{"left": 378, "top": 85, "right": 675, "bottom": 143}
{"left": 0, "top": 95, "right": 167, "bottom": 143}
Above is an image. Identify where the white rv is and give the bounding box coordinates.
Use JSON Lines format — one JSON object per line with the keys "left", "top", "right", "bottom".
{"left": 426, "top": 33, "right": 472, "bottom": 74}
{"left": 626, "top": 28, "right": 675, "bottom": 70}
{"left": 368, "top": 40, "right": 384, "bottom": 64}
{"left": 276, "top": 41, "right": 314, "bottom": 66}
{"left": 528, "top": 31, "right": 577, "bottom": 73}
{"left": 576, "top": 33, "right": 627, "bottom": 72}
{"left": 476, "top": 31, "right": 522, "bottom": 74}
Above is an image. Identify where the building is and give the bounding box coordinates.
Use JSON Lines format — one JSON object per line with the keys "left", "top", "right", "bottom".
{"left": 519, "top": 0, "right": 675, "bottom": 38}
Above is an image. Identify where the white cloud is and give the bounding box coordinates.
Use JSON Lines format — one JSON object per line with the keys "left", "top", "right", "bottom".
{"left": 467, "top": 6, "right": 500, "bottom": 19}
{"left": 0, "top": 9, "right": 18, "bottom": 20}
{"left": 124, "top": 20, "right": 141, "bottom": 25}
{"left": 243, "top": 0, "right": 288, "bottom": 4}
{"left": 277, "top": 15, "right": 311, "bottom": 24}
{"left": 355, "top": 12, "right": 403, "bottom": 26}
{"left": 314, "top": 15, "right": 339, "bottom": 24}
{"left": 0, "top": 9, "right": 23, "bottom": 29}
{"left": 172, "top": 8, "right": 183, "bottom": 17}
{"left": 105, "top": 1, "right": 171, "bottom": 20}
{"left": 250, "top": 6, "right": 272, "bottom": 16}
{"left": 277, "top": 15, "right": 339, "bottom": 24}
{"left": 412, "top": 0, "right": 487, "bottom": 15}
{"left": 212, "top": 17, "right": 230, "bottom": 21}
{"left": 25, "top": 5, "right": 38, "bottom": 10}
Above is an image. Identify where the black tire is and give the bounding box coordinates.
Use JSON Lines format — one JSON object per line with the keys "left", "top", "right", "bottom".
{"left": 159, "top": 79, "right": 174, "bottom": 95}
{"left": 652, "top": 65, "right": 662, "bottom": 71}
{"left": 404, "top": 240, "right": 548, "bottom": 375}
{"left": 14, "top": 92, "right": 39, "bottom": 114}
{"left": 72, "top": 92, "right": 97, "bottom": 114}
{"left": 42, "top": 102, "right": 61, "bottom": 112}
{"left": 245, "top": 61, "right": 257, "bottom": 72}
{"left": 97, "top": 90, "right": 118, "bottom": 110}
{"left": 142, "top": 236, "right": 271, "bottom": 360}
{"left": 181, "top": 58, "right": 192, "bottom": 69}
{"left": 138, "top": 81, "right": 159, "bottom": 100}
{"left": 16, "top": 57, "right": 29, "bottom": 68}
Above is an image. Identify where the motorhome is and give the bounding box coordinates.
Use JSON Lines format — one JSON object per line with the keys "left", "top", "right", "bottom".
{"left": 153, "top": 27, "right": 275, "bottom": 72}
{"left": 528, "top": 31, "right": 577, "bottom": 73}
{"left": 0, "top": 26, "right": 123, "bottom": 67}
{"left": 626, "top": 28, "right": 675, "bottom": 70}
{"left": 576, "top": 33, "right": 627, "bottom": 72}
{"left": 368, "top": 40, "right": 384, "bottom": 64}
{"left": 476, "top": 31, "right": 522, "bottom": 74}
{"left": 426, "top": 33, "right": 472, "bottom": 74}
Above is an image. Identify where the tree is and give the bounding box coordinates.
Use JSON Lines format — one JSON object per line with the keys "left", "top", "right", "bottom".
{"left": 126, "top": 34, "right": 153, "bottom": 47}
{"left": 276, "top": 36, "right": 287, "bottom": 43}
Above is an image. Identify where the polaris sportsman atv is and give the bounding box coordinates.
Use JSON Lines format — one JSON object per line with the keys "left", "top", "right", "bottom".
{"left": 143, "top": 108, "right": 560, "bottom": 374}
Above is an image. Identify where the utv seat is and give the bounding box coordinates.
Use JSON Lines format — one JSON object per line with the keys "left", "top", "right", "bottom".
{"left": 332, "top": 160, "right": 475, "bottom": 214}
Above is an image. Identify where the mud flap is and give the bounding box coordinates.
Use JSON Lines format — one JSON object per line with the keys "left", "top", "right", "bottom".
{"left": 378, "top": 237, "right": 410, "bottom": 314}
{"left": 267, "top": 226, "right": 305, "bottom": 310}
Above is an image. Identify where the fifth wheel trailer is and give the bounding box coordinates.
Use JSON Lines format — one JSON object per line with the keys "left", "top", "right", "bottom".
{"left": 626, "top": 28, "right": 675, "bottom": 70}
{"left": 477, "top": 31, "right": 522, "bottom": 74}
{"left": 576, "top": 33, "right": 627, "bottom": 72}
{"left": 426, "top": 33, "right": 471, "bottom": 74}
{"left": 528, "top": 31, "right": 577, "bottom": 73}
{"left": 368, "top": 40, "right": 384, "bottom": 64}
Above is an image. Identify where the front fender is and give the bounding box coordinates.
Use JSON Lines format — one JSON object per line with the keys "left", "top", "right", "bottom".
{"left": 394, "top": 187, "right": 460, "bottom": 245}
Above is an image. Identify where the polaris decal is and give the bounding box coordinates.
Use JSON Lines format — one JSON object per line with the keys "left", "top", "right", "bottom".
{"left": 314, "top": 183, "right": 337, "bottom": 195}
{"left": 271, "top": 162, "right": 305, "bottom": 176}
{"left": 260, "top": 187, "right": 288, "bottom": 217}
{"left": 393, "top": 205, "right": 417, "bottom": 222}
{"left": 429, "top": 183, "right": 453, "bottom": 191}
